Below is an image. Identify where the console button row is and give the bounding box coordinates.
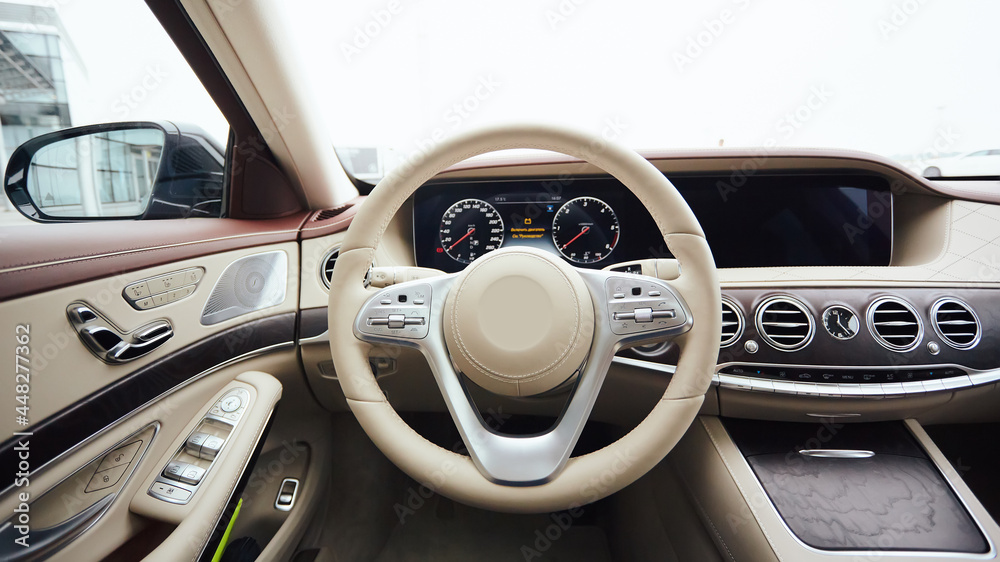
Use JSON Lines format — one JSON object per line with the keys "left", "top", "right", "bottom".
{"left": 719, "top": 365, "right": 967, "bottom": 384}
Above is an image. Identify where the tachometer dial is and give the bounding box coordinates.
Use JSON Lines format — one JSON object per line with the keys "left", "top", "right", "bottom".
{"left": 439, "top": 199, "right": 504, "bottom": 264}
{"left": 552, "top": 197, "right": 620, "bottom": 264}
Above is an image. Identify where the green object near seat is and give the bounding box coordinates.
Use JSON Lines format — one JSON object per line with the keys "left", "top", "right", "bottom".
{"left": 212, "top": 498, "right": 243, "bottom": 562}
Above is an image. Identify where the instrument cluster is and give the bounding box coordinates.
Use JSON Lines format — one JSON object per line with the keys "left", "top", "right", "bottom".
{"left": 413, "top": 178, "right": 663, "bottom": 273}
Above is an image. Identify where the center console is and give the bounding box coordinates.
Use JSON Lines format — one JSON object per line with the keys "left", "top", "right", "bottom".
{"left": 672, "top": 417, "right": 1000, "bottom": 561}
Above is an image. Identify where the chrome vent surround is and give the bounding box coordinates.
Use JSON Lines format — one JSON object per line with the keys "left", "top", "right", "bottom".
{"left": 867, "top": 297, "right": 923, "bottom": 352}
{"left": 720, "top": 297, "right": 744, "bottom": 348}
{"left": 321, "top": 247, "right": 340, "bottom": 289}
{"left": 931, "top": 298, "right": 981, "bottom": 349}
{"left": 755, "top": 296, "right": 814, "bottom": 351}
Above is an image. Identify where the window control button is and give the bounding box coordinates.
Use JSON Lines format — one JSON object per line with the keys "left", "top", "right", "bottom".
{"left": 178, "top": 464, "right": 206, "bottom": 486}
{"left": 185, "top": 432, "right": 210, "bottom": 456}
{"left": 163, "top": 461, "right": 188, "bottom": 481}
{"left": 200, "top": 436, "right": 225, "bottom": 460}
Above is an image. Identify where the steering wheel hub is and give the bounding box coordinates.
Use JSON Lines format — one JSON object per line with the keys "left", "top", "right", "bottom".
{"left": 443, "top": 247, "right": 595, "bottom": 396}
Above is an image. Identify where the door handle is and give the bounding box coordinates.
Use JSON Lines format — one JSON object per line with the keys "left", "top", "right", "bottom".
{"left": 108, "top": 322, "right": 173, "bottom": 362}
{"left": 68, "top": 303, "right": 173, "bottom": 364}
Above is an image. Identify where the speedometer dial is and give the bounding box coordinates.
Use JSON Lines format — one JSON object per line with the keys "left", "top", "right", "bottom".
{"left": 439, "top": 199, "right": 504, "bottom": 264}
{"left": 552, "top": 197, "right": 620, "bottom": 264}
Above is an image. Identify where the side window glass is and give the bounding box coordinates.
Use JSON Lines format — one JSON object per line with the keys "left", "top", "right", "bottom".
{"left": 0, "top": 3, "right": 228, "bottom": 224}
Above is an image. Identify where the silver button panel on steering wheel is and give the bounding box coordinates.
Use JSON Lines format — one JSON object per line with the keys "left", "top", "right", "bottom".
{"left": 605, "top": 276, "right": 686, "bottom": 336}
{"left": 357, "top": 283, "right": 432, "bottom": 339}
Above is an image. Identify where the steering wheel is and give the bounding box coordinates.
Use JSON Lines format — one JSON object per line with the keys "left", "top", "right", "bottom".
{"left": 328, "top": 124, "right": 720, "bottom": 513}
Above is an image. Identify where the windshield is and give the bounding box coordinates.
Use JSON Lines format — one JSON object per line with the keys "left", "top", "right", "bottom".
{"left": 285, "top": 0, "right": 1000, "bottom": 182}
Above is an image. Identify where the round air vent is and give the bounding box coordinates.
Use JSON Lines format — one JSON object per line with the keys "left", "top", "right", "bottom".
{"left": 867, "top": 297, "right": 923, "bottom": 352}
{"left": 320, "top": 246, "right": 340, "bottom": 289}
{"left": 931, "top": 298, "right": 981, "bottom": 349}
{"left": 755, "top": 296, "right": 814, "bottom": 351}
{"left": 720, "top": 297, "right": 744, "bottom": 348}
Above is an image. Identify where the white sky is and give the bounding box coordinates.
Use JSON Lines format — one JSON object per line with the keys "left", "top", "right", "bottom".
{"left": 50, "top": 0, "right": 1000, "bottom": 161}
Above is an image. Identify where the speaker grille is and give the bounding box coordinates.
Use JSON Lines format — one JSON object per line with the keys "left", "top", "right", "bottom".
{"left": 201, "top": 251, "right": 288, "bottom": 325}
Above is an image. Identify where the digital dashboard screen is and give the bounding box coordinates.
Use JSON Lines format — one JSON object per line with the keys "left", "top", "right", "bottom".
{"left": 413, "top": 174, "right": 892, "bottom": 272}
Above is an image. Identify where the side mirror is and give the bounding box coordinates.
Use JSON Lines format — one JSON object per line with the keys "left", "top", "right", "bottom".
{"left": 4, "top": 121, "right": 226, "bottom": 222}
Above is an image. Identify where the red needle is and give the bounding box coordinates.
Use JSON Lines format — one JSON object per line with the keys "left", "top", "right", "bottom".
{"left": 560, "top": 226, "right": 590, "bottom": 250}
{"left": 447, "top": 227, "right": 476, "bottom": 251}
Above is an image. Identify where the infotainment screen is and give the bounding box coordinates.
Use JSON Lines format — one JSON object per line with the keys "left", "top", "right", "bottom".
{"left": 413, "top": 174, "right": 892, "bottom": 272}
{"left": 669, "top": 174, "right": 893, "bottom": 269}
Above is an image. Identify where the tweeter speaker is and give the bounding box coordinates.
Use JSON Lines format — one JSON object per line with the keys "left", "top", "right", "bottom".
{"left": 201, "top": 251, "right": 288, "bottom": 325}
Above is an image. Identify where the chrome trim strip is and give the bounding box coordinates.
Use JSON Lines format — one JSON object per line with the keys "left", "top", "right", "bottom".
{"left": 611, "top": 355, "right": 676, "bottom": 375}
{"left": 613, "top": 356, "right": 1000, "bottom": 398}
{"left": 299, "top": 330, "right": 329, "bottom": 345}
{"left": 799, "top": 449, "right": 874, "bottom": 459}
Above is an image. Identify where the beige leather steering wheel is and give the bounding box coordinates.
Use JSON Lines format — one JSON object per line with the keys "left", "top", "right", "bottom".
{"left": 329, "top": 124, "right": 720, "bottom": 513}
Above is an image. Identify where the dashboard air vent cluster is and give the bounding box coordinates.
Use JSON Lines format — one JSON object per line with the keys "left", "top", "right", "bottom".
{"left": 867, "top": 297, "right": 922, "bottom": 352}
{"left": 932, "top": 298, "right": 980, "bottom": 349}
{"left": 321, "top": 247, "right": 340, "bottom": 288}
{"left": 720, "top": 298, "right": 744, "bottom": 347}
{"left": 755, "top": 296, "right": 814, "bottom": 351}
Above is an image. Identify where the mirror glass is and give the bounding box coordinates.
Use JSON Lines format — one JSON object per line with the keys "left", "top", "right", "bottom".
{"left": 27, "top": 128, "right": 166, "bottom": 218}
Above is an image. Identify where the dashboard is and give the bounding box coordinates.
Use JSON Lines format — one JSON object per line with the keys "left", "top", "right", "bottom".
{"left": 299, "top": 148, "right": 1000, "bottom": 423}
{"left": 413, "top": 174, "right": 893, "bottom": 272}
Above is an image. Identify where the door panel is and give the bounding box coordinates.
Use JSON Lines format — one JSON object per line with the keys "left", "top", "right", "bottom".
{"left": 0, "top": 242, "right": 299, "bottom": 443}
{"left": 0, "top": 352, "right": 292, "bottom": 561}
{"left": 0, "top": 224, "right": 307, "bottom": 560}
